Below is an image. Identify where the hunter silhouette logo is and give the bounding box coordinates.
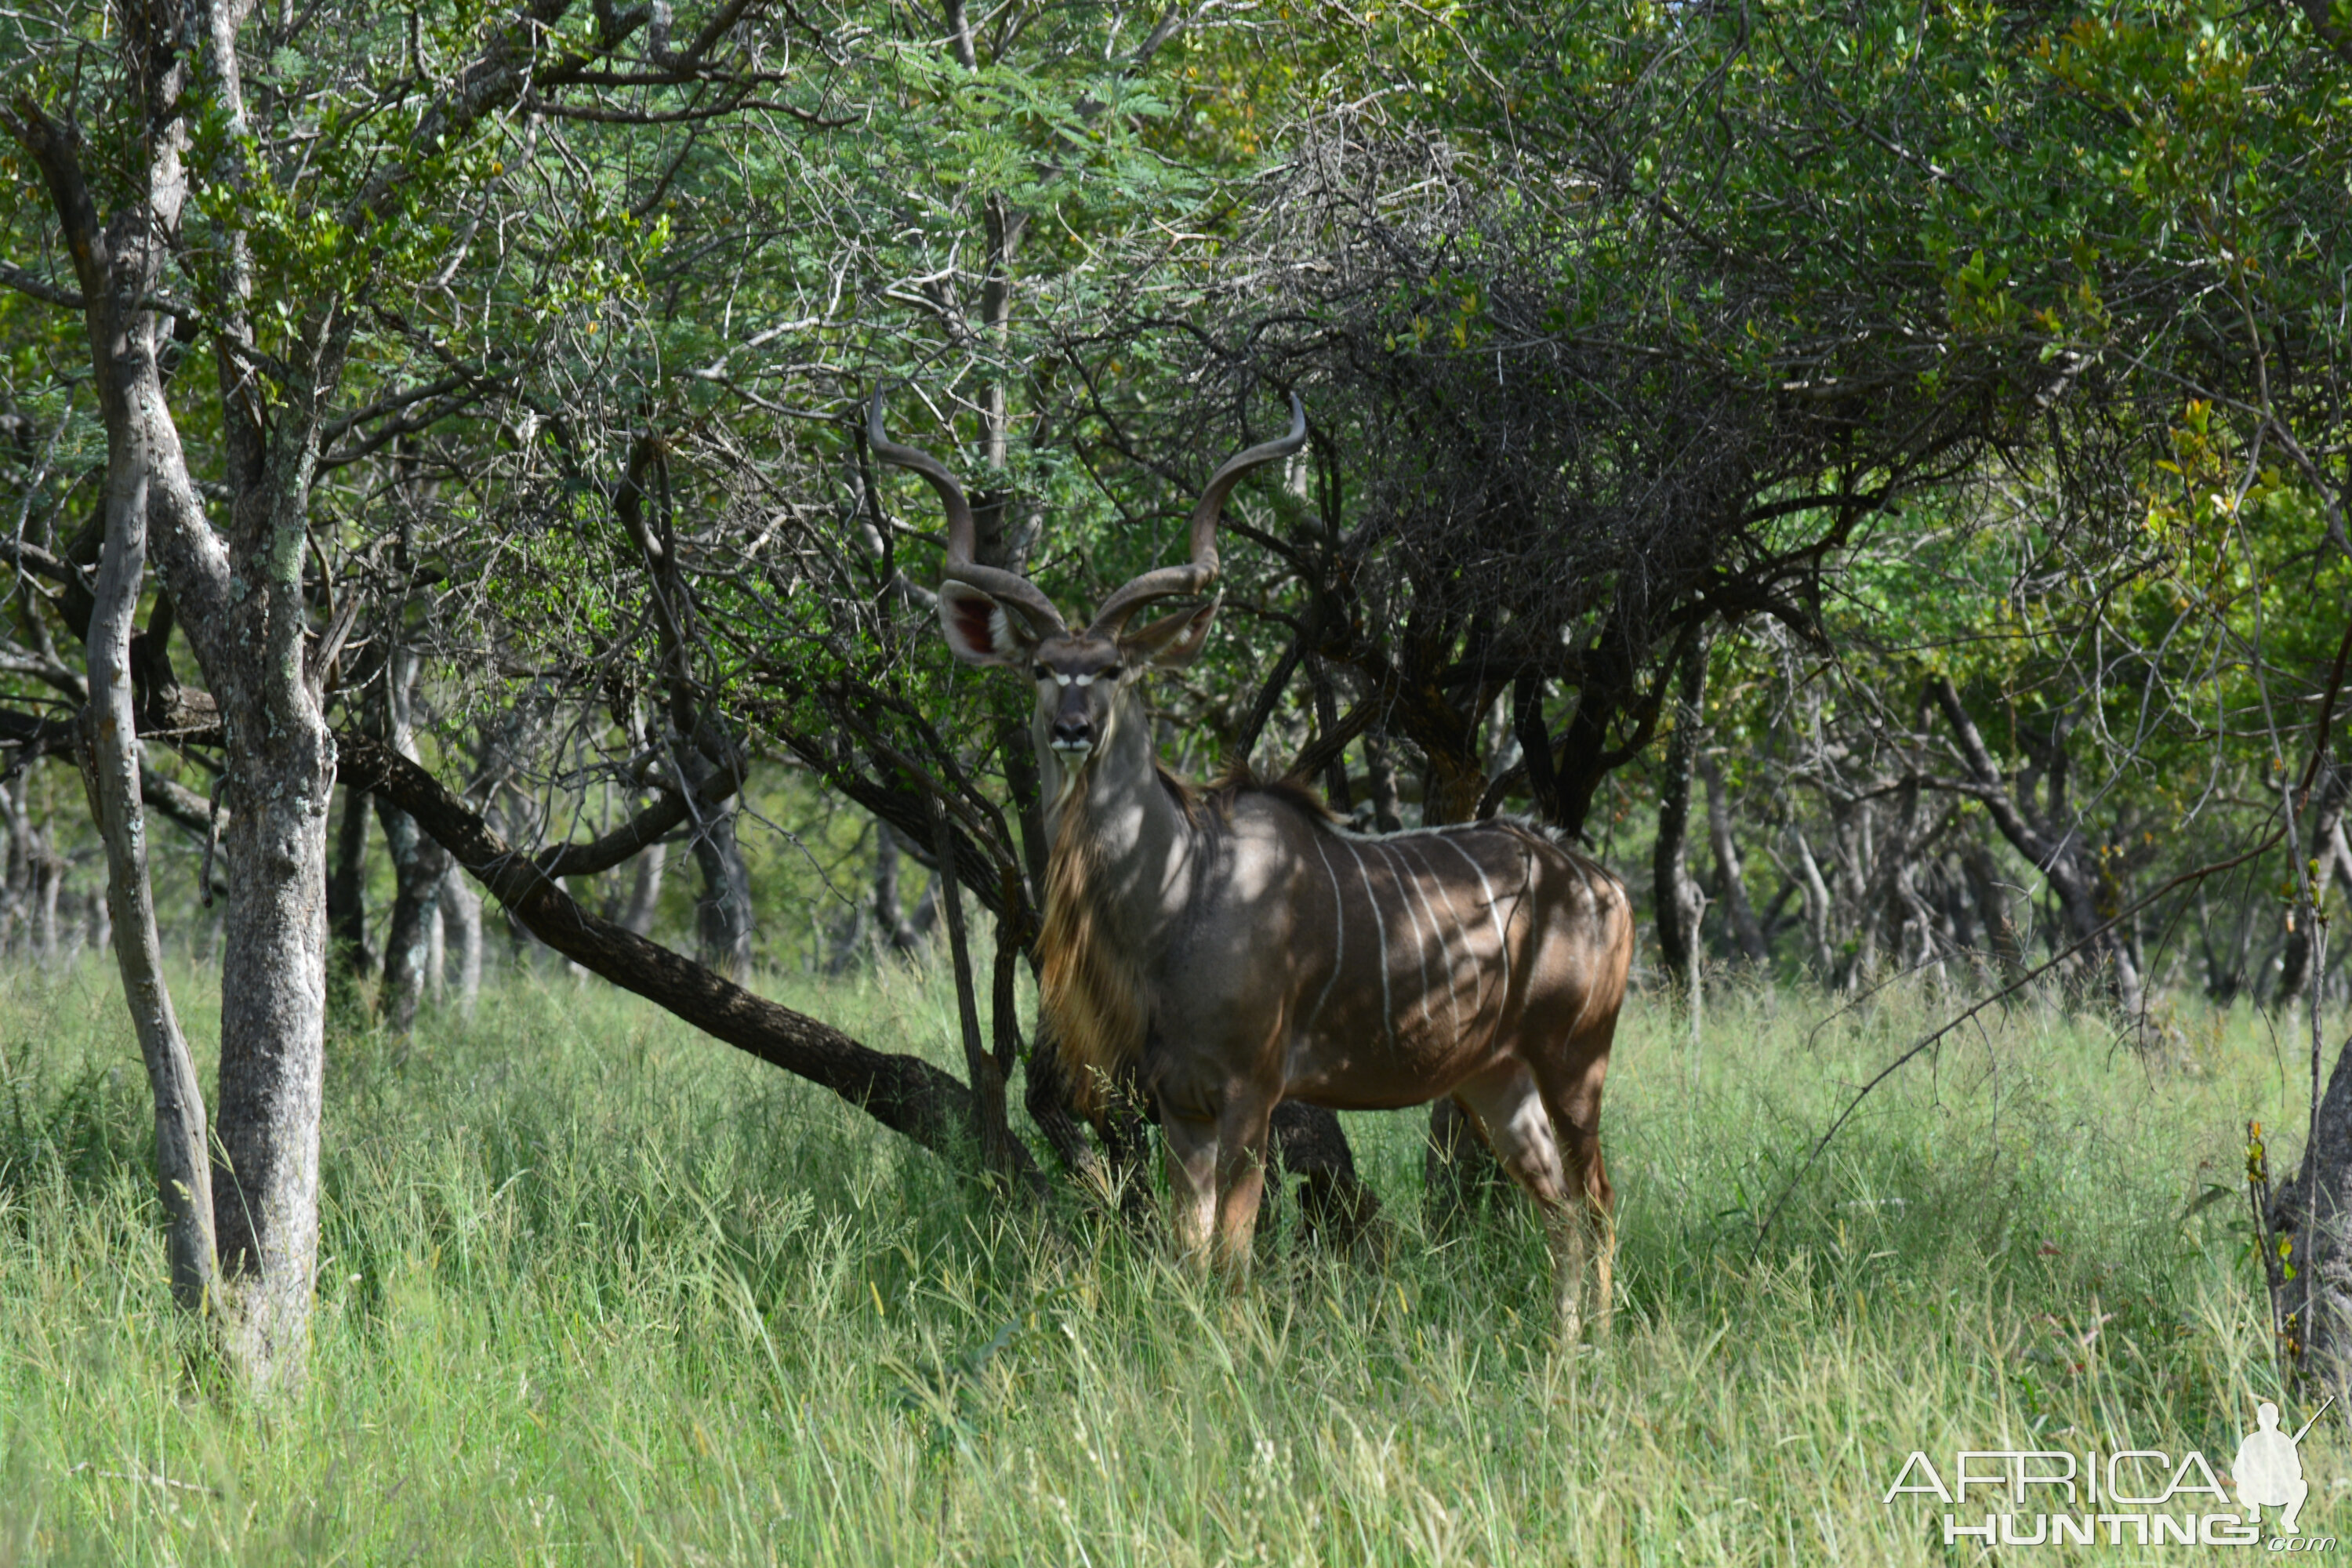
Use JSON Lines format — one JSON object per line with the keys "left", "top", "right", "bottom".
{"left": 1882, "top": 1397, "right": 2336, "bottom": 1548}
{"left": 2233, "top": 1398, "right": 2328, "bottom": 1537}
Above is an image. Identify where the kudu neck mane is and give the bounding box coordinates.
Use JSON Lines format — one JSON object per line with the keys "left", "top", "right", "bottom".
{"left": 1035, "top": 743, "right": 1345, "bottom": 1114}
{"left": 1036, "top": 750, "right": 1185, "bottom": 1113}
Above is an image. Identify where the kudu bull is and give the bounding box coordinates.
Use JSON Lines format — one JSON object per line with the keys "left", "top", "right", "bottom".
{"left": 870, "top": 391, "right": 1635, "bottom": 1334}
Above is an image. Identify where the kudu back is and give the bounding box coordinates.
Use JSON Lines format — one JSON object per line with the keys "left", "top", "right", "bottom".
{"left": 871, "top": 391, "right": 1635, "bottom": 1335}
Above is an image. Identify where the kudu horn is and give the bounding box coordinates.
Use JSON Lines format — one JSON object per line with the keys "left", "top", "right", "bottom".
{"left": 866, "top": 390, "right": 1067, "bottom": 637}
{"left": 1089, "top": 391, "right": 1308, "bottom": 637}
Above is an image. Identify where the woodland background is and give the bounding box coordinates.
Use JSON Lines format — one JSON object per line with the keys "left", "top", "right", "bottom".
{"left": 7, "top": 0, "right": 2352, "bottom": 1477}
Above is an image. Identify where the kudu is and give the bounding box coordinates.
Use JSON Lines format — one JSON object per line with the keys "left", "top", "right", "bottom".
{"left": 870, "top": 391, "right": 1635, "bottom": 1334}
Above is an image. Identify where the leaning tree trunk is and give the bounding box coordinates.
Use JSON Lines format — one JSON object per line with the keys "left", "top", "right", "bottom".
{"left": 342, "top": 731, "right": 1040, "bottom": 1183}
{"left": 82, "top": 444, "right": 216, "bottom": 1315}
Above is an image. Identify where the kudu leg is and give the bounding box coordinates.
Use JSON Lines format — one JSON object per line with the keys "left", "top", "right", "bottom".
{"left": 1536, "top": 1054, "right": 1617, "bottom": 1340}
{"left": 1161, "top": 1113, "right": 1220, "bottom": 1272}
{"left": 1453, "top": 1063, "right": 1592, "bottom": 1338}
{"left": 1559, "top": 1129, "right": 1616, "bottom": 1338}
{"left": 1162, "top": 1099, "right": 1276, "bottom": 1276}
{"left": 1210, "top": 1100, "right": 1276, "bottom": 1275}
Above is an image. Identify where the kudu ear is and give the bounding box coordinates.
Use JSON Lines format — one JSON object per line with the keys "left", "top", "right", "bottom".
{"left": 939, "top": 581, "right": 1040, "bottom": 667}
{"left": 1120, "top": 597, "right": 1221, "bottom": 669}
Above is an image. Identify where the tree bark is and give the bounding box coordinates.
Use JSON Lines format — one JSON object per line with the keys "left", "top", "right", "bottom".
{"left": 874, "top": 826, "right": 922, "bottom": 953}
{"left": 2277, "top": 1039, "right": 2352, "bottom": 1395}
{"left": 1652, "top": 636, "right": 1708, "bottom": 1018}
{"left": 1699, "top": 752, "right": 1766, "bottom": 964}
{"left": 327, "top": 783, "right": 374, "bottom": 979}
{"left": 691, "top": 798, "right": 756, "bottom": 981}
{"left": 1363, "top": 728, "right": 1406, "bottom": 832}
{"left": 2279, "top": 763, "right": 2349, "bottom": 1009}
{"left": 1422, "top": 673, "right": 1530, "bottom": 1216}
{"left": 932, "top": 794, "right": 1017, "bottom": 1178}
{"left": 617, "top": 839, "right": 666, "bottom": 937}
{"left": 1958, "top": 837, "right": 2028, "bottom": 986}
{"left": 373, "top": 647, "right": 447, "bottom": 1033}
{"left": 1269, "top": 1100, "right": 1384, "bottom": 1252}
{"left": 375, "top": 790, "right": 448, "bottom": 1033}
{"left": 12, "top": 68, "right": 339, "bottom": 1392}
{"left": 440, "top": 862, "right": 483, "bottom": 1018}
{"left": 82, "top": 453, "right": 216, "bottom": 1316}
{"left": 1424, "top": 1094, "right": 1500, "bottom": 1240}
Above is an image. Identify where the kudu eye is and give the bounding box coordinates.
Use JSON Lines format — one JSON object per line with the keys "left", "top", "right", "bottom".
{"left": 1033, "top": 664, "right": 1051, "bottom": 682}
{"left": 1102, "top": 664, "right": 1125, "bottom": 682}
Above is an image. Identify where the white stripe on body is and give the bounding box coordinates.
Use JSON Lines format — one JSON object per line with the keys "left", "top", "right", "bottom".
{"left": 1432, "top": 832, "right": 1515, "bottom": 1003}
{"left": 1338, "top": 840, "right": 1394, "bottom": 1050}
{"left": 1389, "top": 839, "right": 1463, "bottom": 1037}
{"left": 1304, "top": 835, "right": 1348, "bottom": 1034}
{"left": 1417, "top": 850, "right": 1484, "bottom": 1025}
{"left": 1371, "top": 842, "right": 1436, "bottom": 1042}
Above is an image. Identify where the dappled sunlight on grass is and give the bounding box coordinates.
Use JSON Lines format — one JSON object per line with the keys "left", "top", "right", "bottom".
{"left": 0, "top": 958, "right": 2327, "bottom": 1563}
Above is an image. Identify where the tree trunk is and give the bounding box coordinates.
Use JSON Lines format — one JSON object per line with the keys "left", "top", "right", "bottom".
{"left": 375, "top": 791, "right": 448, "bottom": 1034}
{"left": 1362, "top": 728, "right": 1406, "bottom": 832}
{"left": 874, "top": 825, "right": 923, "bottom": 953}
{"left": 933, "top": 796, "right": 1016, "bottom": 1178}
{"left": 373, "top": 648, "right": 447, "bottom": 1034}
{"left": 1423, "top": 681, "right": 1534, "bottom": 1214}
{"left": 1269, "top": 1101, "right": 1384, "bottom": 1253}
{"left": 14, "top": 77, "right": 339, "bottom": 1391}
{"left": 1959, "top": 837, "right": 2028, "bottom": 987}
{"left": 82, "top": 452, "right": 216, "bottom": 1315}
{"left": 327, "top": 783, "right": 373, "bottom": 979}
{"left": 618, "top": 838, "right": 666, "bottom": 937}
{"left": 440, "top": 863, "right": 483, "bottom": 1019}
{"left": 2279, "top": 764, "right": 2349, "bottom": 1010}
{"left": 1652, "top": 637, "right": 1708, "bottom": 1021}
{"left": 205, "top": 474, "right": 339, "bottom": 1395}
{"left": 1424, "top": 1094, "right": 1501, "bottom": 1240}
{"left": 2276, "top": 1031, "right": 2352, "bottom": 1396}
{"left": 691, "top": 799, "right": 755, "bottom": 981}
{"left": 1699, "top": 753, "right": 1766, "bottom": 964}
{"left": 1310, "top": 657, "right": 1353, "bottom": 812}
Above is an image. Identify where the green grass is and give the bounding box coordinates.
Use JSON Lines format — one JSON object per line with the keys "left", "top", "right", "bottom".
{"left": 0, "top": 954, "right": 2331, "bottom": 1564}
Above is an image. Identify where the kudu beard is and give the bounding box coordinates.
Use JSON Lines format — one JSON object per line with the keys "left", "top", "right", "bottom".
{"left": 1036, "top": 776, "right": 1152, "bottom": 1116}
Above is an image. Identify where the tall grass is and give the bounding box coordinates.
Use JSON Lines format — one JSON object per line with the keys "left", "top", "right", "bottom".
{"left": 0, "top": 955, "right": 2326, "bottom": 1564}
